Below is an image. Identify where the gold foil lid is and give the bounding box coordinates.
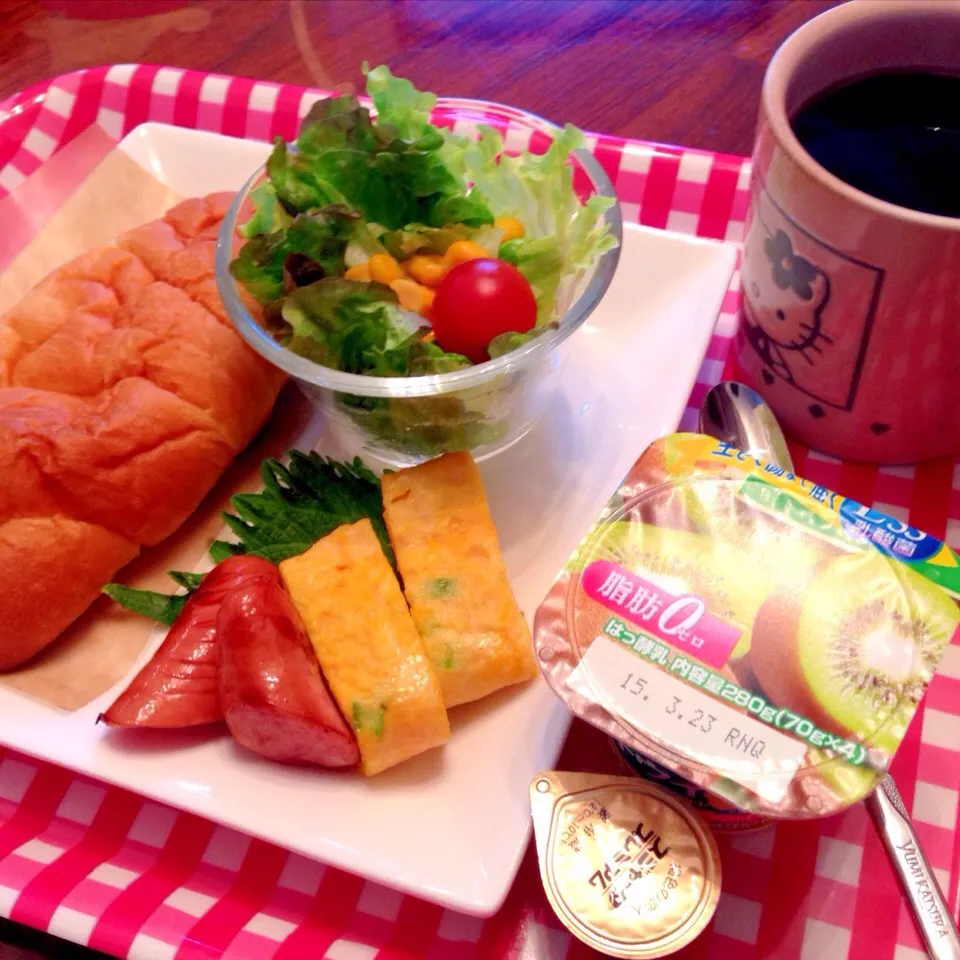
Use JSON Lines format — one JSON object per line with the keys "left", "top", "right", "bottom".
{"left": 531, "top": 771, "right": 721, "bottom": 958}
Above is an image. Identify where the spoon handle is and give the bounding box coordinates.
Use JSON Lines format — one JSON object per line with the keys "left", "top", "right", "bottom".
{"left": 698, "top": 380, "right": 960, "bottom": 958}
{"left": 868, "top": 778, "right": 960, "bottom": 959}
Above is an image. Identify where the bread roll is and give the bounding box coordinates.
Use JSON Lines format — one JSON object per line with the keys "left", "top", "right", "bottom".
{"left": 0, "top": 194, "right": 286, "bottom": 669}
{"left": 0, "top": 518, "right": 138, "bottom": 670}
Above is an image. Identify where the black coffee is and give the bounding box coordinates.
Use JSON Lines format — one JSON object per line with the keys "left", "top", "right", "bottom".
{"left": 791, "top": 71, "right": 960, "bottom": 218}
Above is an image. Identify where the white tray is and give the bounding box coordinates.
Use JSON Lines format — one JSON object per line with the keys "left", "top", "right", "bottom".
{"left": 0, "top": 123, "right": 736, "bottom": 916}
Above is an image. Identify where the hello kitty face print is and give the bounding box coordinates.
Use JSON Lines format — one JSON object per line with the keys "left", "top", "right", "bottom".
{"left": 739, "top": 180, "right": 885, "bottom": 419}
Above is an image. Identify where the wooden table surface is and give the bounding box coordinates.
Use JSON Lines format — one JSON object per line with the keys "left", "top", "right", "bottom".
{"left": 2, "top": 0, "right": 841, "bottom": 156}
{"left": 0, "top": 1, "right": 839, "bottom": 957}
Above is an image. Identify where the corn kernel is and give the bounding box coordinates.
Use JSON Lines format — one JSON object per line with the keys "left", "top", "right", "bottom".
{"left": 405, "top": 254, "right": 448, "bottom": 288}
{"left": 494, "top": 215, "right": 525, "bottom": 242}
{"left": 344, "top": 262, "right": 372, "bottom": 281}
{"left": 390, "top": 277, "right": 434, "bottom": 315}
{"left": 421, "top": 286, "right": 436, "bottom": 315}
{"left": 369, "top": 253, "right": 405, "bottom": 284}
{"left": 443, "top": 240, "right": 488, "bottom": 268}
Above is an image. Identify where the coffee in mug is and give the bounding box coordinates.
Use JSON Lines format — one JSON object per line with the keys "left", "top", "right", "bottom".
{"left": 735, "top": 0, "right": 960, "bottom": 464}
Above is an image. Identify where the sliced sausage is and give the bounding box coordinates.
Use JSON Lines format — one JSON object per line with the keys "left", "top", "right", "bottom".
{"left": 100, "top": 554, "right": 276, "bottom": 728}
{"left": 217, "top": 576, "right": 360, "bottom": 768}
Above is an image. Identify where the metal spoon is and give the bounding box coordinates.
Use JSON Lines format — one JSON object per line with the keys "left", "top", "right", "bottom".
{"left": 699, "top": 380, "right": 960, "bottom": 960}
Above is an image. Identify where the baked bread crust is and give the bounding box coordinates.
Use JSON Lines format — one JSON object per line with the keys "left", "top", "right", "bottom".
{"left": 0, "top": 194, "right": 286, "bottom": 669}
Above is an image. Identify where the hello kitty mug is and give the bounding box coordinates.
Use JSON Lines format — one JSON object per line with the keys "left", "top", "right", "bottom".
{"left": 734, "top": 0, "right": 960, "bottom": 464}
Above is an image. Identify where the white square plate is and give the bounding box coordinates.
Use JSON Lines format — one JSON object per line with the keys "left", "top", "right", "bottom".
{"left": 0, "top": 123, "right": 736, "bottom": 916}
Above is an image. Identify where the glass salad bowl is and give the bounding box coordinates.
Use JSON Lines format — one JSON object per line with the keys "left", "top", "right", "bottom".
{"left": 215, "top": 95, "right": 623, "bottom": 466}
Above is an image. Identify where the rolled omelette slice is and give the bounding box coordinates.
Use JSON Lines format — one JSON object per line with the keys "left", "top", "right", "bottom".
{"left": 279, "top": 518, "right": 449, "bottom": 776}
{"left": 381, "top": 451, "right": 538, "bottom": 708}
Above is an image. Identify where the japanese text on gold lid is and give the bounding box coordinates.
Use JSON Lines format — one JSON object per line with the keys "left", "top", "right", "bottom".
{"left": 530, "top": 771, "right": 720, "bottom": 958}
{"left": 534, "top": 434, "right": 960, "bottom": 819}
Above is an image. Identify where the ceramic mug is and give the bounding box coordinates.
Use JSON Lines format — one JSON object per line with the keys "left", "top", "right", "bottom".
{"left": 734, "top": 0, "right": 960, "bottom": 464}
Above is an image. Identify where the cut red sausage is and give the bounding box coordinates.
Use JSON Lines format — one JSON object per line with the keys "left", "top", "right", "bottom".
{"left": 100, "top": 555, "right": 277, "bottom": 728}
{"left": 217, "top": 576, "right": 360, "bottom": 768}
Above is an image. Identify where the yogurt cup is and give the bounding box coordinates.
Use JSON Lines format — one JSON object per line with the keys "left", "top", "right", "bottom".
{"left": 530, "top": 770, "right": 721, "bottom": 957}
{"left": 534, "top": 433, "right": 960, "bottom": 820}
{"left": 609, "top": 738, "right": 772, "bottom": 833}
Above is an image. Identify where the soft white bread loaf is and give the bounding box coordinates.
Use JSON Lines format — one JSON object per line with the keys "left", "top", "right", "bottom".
{"left": 0, "top": 194, "right": 286, "bottom": 669}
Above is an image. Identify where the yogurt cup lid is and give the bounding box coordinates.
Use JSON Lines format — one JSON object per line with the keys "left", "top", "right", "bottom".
{"left": 534, "top": 434, "right": 960, "bottom": 818}
{"left": 530, "top": 770, "right": 721, "bottom": 958}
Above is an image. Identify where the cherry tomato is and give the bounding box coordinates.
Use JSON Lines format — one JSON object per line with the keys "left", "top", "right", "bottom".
{"left": 430, "top": 258, "right": 537, "bottom": 364}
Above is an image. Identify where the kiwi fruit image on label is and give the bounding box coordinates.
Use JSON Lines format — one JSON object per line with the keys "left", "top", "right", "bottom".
{"left": 672, "top": 487, "right": 847, "bottom": 692}
{"left": 750, "top": 551, "right": 960, "bottom": 758}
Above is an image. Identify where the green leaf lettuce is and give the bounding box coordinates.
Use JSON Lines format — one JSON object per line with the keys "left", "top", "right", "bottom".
{"left": 462, "top": 123, "right": 618, "bottom": 324}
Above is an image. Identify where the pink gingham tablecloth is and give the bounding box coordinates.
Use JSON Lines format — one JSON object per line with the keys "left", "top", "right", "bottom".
{"left": 0, "top": 64, "right": 959, "bottom": 960}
